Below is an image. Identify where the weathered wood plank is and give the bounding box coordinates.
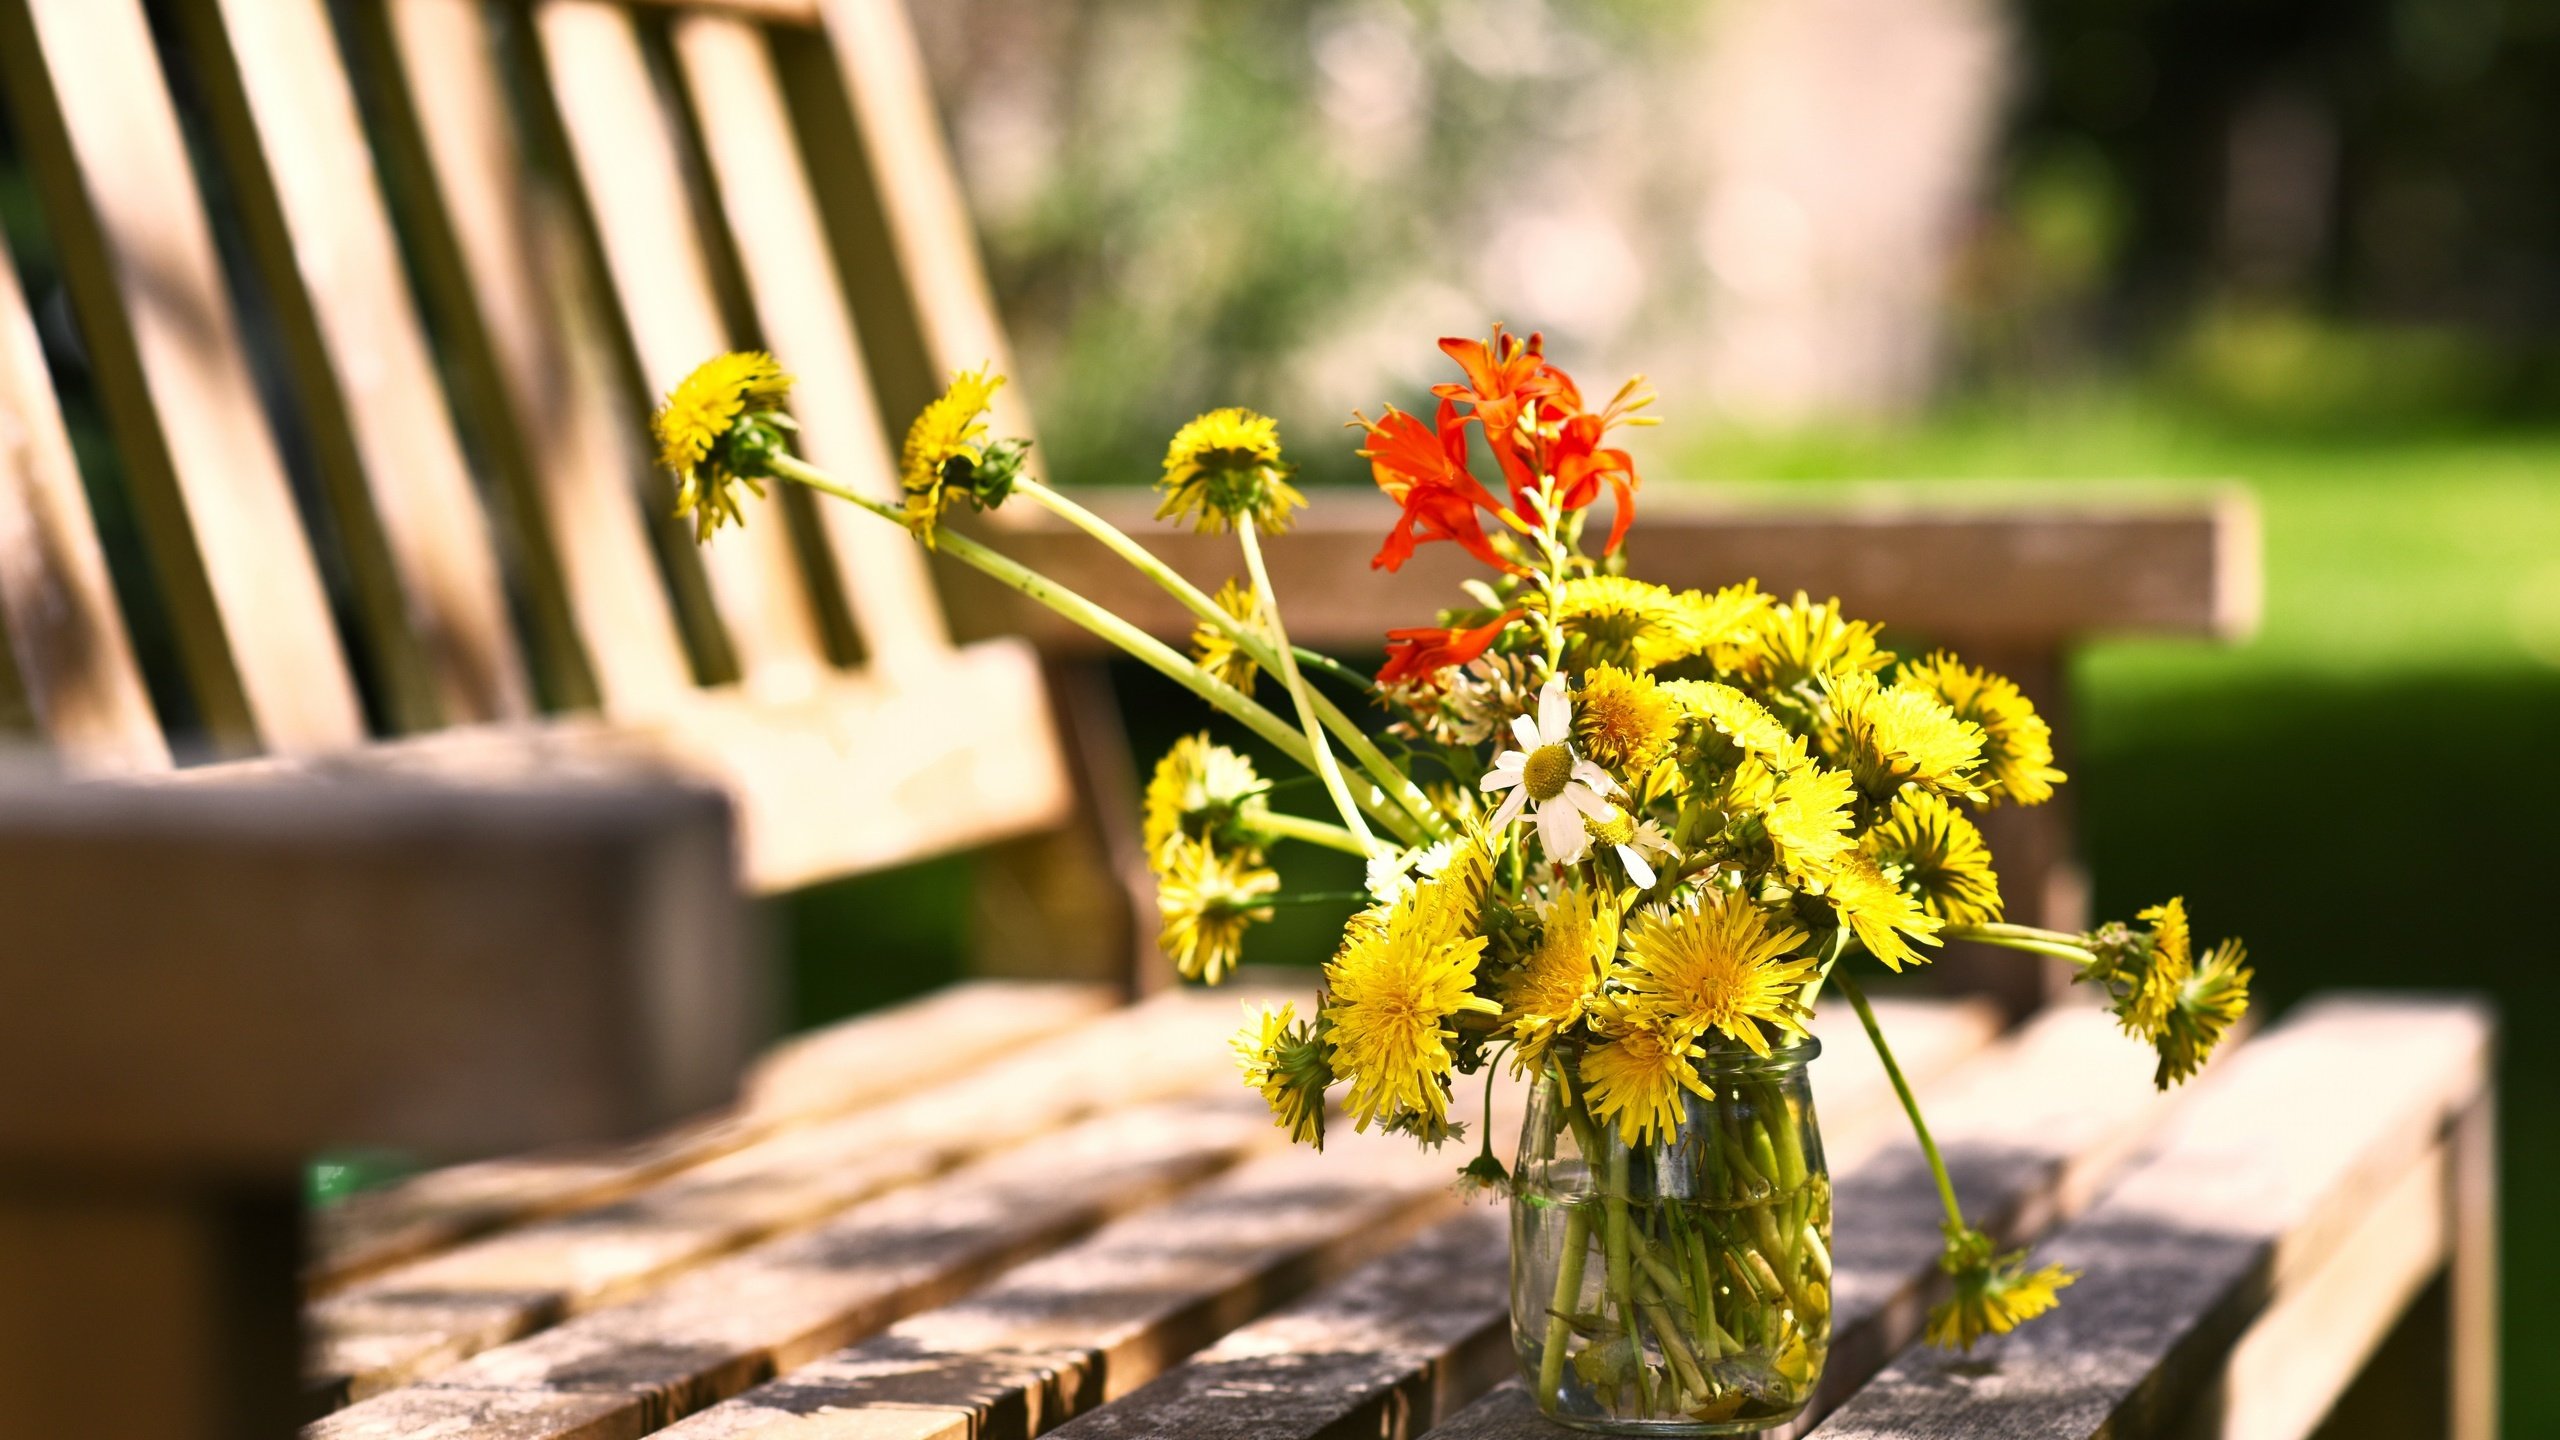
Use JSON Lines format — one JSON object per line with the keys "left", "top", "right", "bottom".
{"left": 806, "top": 0, "right": 1039, "bottom": 448}
{"left": 1036, "top": 1209, "right": 1517, "bottom": 1440}
{"left": 173, "top": 0, "right": 532, "bottom": 732}
{"left": 1426, "top": 999, "right": 2190, "bottom": 1440}
{"left": 1805, "top": 995, "right": 2492, "bottom": 1440}
{"left": 533, "top": 0, "right": 829, "bottom": 690}
{"left": 0, "top": 223, "right": 166, "bottom": 772}
{"left": 357, "top": 0, "right": 696, "bottom": 715}
{"left": 0, "top": 776, "right": 747, "bottom": 1167}
{"left": 310, "top": 982, "right": 1111, "bottom": 1291}
{"left": 649, "top": 1130, "right": 1471, "bottom": 1440}
{"left": 982, "top": 489, "right": 2259, "bottom": 652}
{"left": 185, "top": 639, "right": 1076, "bottom": 892}
{"left": 312, "top": 1094, "right": 1284, "bottom": 1440}
{"left": 671, "top": 12, "right": 952, "bottom": 678}
{"left": 0, "top": 0, "right": 364, "bottom": 753}
{"left": 308, "top": 985, "right": 1265, "bottom": 1401}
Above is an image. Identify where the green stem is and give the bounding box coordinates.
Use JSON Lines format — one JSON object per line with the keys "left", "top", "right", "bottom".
{"left": 1258, "top": 890, "right": 1375, "bottom": 907}
{"left": 1252, "top": 810, "right": 1371, "bottom": 856}
{"left": 1239, "top": 515, "right": 1375, "bottom": 852}
{"left": 1014, "top": 479, "right": 1442, "bottom": 842}
{"left": 1292, "top": 645, "right": 1375, "bottom": 695}
{"left": 773, "top": 457, "right": 1419, "bottom": 837}
{"left": 1946, "top": 922, "right": 2100, "bottom": 967}
{"left": 1537, "top": 1204, "right": 1592, "bottom": 1410}
{"left": 1836, "top": 970, "right": 1967, "bottom": 1235}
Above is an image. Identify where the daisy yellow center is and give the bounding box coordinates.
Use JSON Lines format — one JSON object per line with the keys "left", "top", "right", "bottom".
{"left": 1522, "top": 743, "right": 1574, "bottom": 802}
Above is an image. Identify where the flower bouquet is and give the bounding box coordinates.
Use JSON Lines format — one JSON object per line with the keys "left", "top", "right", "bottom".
{"left": 655, "top": 330, "right": 2249, "bottom": 1434}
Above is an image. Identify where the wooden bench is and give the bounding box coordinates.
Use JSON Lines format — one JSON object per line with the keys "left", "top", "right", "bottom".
{"left": 292, "top": 986, "right": 2494, "bottom": 1440}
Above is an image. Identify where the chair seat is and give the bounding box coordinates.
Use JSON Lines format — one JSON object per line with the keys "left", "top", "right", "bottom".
{"left": 300, "top": 984, "right": 2493, "bottom": 1440}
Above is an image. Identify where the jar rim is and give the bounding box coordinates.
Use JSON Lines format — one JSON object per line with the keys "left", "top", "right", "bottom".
{"left": 1691, "top": 1034, "right": 1821, "bottom": 1076}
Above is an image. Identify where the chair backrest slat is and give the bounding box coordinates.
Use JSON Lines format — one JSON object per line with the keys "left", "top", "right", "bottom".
{"left": 174, "top": 0, "right": 533, "bottom": 733}
{"left": 0, "top": 0, "right": 364, "bottom": 756}
{"left": 360, "top": 0, "right": 697, "bottom": 716}
{"left": 669, "top": 12, "right": 949, "bottom": 676}
{"left": 811, "top": 0, "right": 1039, "bottom": 449}
{"left": 0, "top": 228, "right": 168, "bottom": 774}
{"left": 532, "top": 0, "right": 832, "bottom": 693}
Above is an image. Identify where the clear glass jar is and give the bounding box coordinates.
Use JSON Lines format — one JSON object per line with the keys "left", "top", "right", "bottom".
{"left": 1510, "top": 1039, "right": 1830, "bottom": 1434}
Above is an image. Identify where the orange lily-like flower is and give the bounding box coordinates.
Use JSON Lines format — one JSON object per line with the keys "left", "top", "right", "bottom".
{"left": 1427, "top": 327, "right": 1649, "bottom": 555}
{"left": 1551, "top": 411, "right": 1640, "bottom": 556}
{"left": 1377, "top": 610, "right": 1522, "bottom": 688}
{"left": 1358, "top": 401, "right": 1520, "bottom": 573}
{"left": 1434, "top": 326, "right": 1566, "bottom": 502}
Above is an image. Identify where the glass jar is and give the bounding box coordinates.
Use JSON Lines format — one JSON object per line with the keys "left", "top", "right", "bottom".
{"left": 1510, "top": 1039, "right": 1831, "bottom": 1434}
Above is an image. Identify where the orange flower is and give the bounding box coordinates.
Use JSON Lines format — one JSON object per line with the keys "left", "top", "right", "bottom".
{"left": 1359, "top": 401, "right": 1517, "bottom": 573}
{"left": 1550, "top": 410, "right": 1640, "bottom": 555}
{"left": 1377, "top": 610, "right": 1521, "bottom": 688}
{"left": 1434, "top": 326, "right": 1565, "bottom": 500}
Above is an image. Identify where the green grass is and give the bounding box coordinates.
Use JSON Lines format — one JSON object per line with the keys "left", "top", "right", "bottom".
{"left": 1688, "top": 397, "right": 2560, "bottom": 1434}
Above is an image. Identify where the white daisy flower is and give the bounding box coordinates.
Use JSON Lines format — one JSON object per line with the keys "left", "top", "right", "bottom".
{"left": 1608, "top": 813, "right": 1679, "bottom": 888}
{"left": 1363, "top": 839, "right": 1456, "bottom": 904}
{"left": 1480, "top": 674, "right": 1619, "bottom": 865}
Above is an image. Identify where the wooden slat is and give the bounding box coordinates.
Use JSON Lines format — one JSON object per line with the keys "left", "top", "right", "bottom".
{"left": 0, "top": 775, "right": 747, "bottom": 1168}
{"left": 0, "top": 0, "right": 364, "bottom": 754}
{"left": 357, "top": 0, "right": 696, "bottom": 715}
{"left": 0, "top": 224, "right": 167, "bottom": 771}
{"left": 652, "top": 995, "right": 2004, "bottom": 1440}
{"left": 1038, "top": 1209, "right": 1515, "bottom": 1440}
{"left": 984, "top": 488, "right": 2260, "bottom": 652}
{"left": 671, "top": 13, "right": 951, "bottom": 677}
{"left": 1806, "top": 996, "right": 2492, "bottom": 1440}
{"left": 652, "top": 1125, "right": 1478, "bottom": 1440}
{"left": 191, "top": 638, "right": 1073, "bottom": 890}
{"left": 172, "top": 0, "right": 532, "bottom": 731}
{"left": 532, "top": 0, "right": 830, "bottom": 691}
{"left": 311, "top": 981, "right": 1112, "bottom": 1291}
{"left": 308, "top": 986, "right": 1264, "bottom": 1402}
{"left": 312, "top": 1094, "right": 1283, "bottom": 1440}
{"left": 809, "top": 0, "right": 1039, "bottom": 446}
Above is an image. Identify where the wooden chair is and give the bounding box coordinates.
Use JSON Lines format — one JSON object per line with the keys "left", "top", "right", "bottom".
{"left": 0, "top": 5, "right": 2479, "bottom": 1439}
{"left": 0, "top": 0, "right": 1074, "bottom": 900}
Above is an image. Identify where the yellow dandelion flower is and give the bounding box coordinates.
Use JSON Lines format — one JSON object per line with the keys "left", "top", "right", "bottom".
{"left": 1158, "top": 408, "right": 1305, "bottom": 534}
{"left": 1823, "top": 671, "right": 1987, "bottom": 802}
{"left": 1575, "top": 665, "right": 1678, "bottom": 774}
{"left": 654, "top": 352, "right": 792, "bottom": 542}
{"left": 899, "top": 366, "right": 1009, "bottom": 546}
{"left": 1927, "top": 1227, "right": 2077, "bottom": 1351}
{"left": 1579, "top": 1007, "right": 1714, "bottom": 1146}
{"left": 1730, "top": 759, "right": 1857, "bottom": 887}
{"left": 1865, "top": 790, "right": 2004, "bottom": 927}
{"left": 1675, "top": 581, "right": 1776, "bottom": 672}
{"left": 1233, "top": 1000, "right": 1332, "bottom": 1148}
{"left": 1740, "top": 592, "right": 1894, "bottom": 690}
{"left": 1499, "top": 886, "right": 1620, "bottom": 1071}
{"left": 1322, "top": 869, "right": 1499, "bottom": 1132}
{"left": 1899, "top": 653, "right": 2066, "bottom": 806}
{"left": 1551, "top": 576, "right": 1695, "bottom": 671}
{"left": 1662, "top": 680, "right": 1809, "bottom": 771}
{"left": 1189, "top": 579, "right": 1264, "bottom": 695}
{"left": 1142, "top": 734, "right": 1270, "bottom": 862}
{"left": 1814, "top": 851, "right": 1943, "bottom": 970}
{"left": 1155, "top": 836, "right": 1277, "bottom": 984}
{"left": 2154, "top": 937, "right": 2250, "bottom": 1088}
{"left": 2120, "top": 898, "right": 2194, "bottom": 1041}
{"left": 1620, "top": 889, "right": 1817, "bottom": 1055}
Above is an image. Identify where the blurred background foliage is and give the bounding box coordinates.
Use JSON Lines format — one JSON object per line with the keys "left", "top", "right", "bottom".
{"left": 788, "top": 0, "right": 2560, "bottom": 1426}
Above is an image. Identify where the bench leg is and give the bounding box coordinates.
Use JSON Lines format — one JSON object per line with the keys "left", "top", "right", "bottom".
{"left": 972, "top": 659, "right": 1160, "bottom": 994}
{"left": 0, "top": 1177, "right": 302, "bottom": 1440}
{"left": 2446, "top": 1093, "right": 2498, "bottom": 1440}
